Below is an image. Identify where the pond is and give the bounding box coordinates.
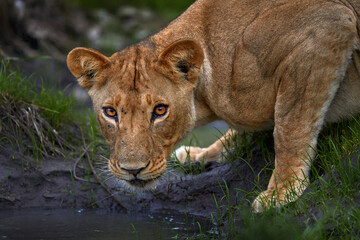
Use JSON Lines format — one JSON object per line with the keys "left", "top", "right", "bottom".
{"left": 0, "top": 209, "right": 205, "bottom": 240}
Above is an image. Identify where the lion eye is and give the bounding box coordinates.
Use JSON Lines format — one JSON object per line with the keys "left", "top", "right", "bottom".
{"left": 154, "top": 105, "right": 167, "bottom": 115}
{"left": 152, "top": 104, "right": 168, "bottom": 120}
{"left": 103, "top": 107, "right": 117, "bottom": 119}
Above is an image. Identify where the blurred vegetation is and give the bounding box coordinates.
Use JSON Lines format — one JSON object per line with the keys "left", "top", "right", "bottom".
{"left": 63, "top": 0, "right": 195, "bottom": 20}
{"left": 0, "top": 61, "right": 79, "bottom": 161}
{"left": 0, "top": 62, "right": 75, "bottom": 128}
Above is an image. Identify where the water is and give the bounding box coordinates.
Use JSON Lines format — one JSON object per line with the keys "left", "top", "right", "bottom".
{"left": 183, "top": 121, "right": 229, "bottom": 147}
{"left": 0, "top": 209, "right": 199, "bottom": 240}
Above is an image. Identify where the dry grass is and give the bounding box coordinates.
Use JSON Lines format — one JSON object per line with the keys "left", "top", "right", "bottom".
{"left": 0, "top": 94, "right": 74, "bottom": 159}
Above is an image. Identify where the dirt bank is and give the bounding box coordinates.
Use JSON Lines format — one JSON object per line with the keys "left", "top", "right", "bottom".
{"left": 2, "top": 130, "right": 360, "bottom": 221}
{"left": 0, "top": 136, "right": 268, "bottom": 217}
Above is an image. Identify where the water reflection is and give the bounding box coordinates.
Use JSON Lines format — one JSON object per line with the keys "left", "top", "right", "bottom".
{"left": 0, "top": 209, "right": 200, "bottom": 240}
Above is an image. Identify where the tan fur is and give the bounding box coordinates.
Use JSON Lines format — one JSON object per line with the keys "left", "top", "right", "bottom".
{"left": 67, "top": 0, "right": 360, "bottom": 212}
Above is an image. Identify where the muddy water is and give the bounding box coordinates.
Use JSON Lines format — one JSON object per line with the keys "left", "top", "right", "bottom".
{"left": 0, "top": 209, "right": 201, "bottom": 240}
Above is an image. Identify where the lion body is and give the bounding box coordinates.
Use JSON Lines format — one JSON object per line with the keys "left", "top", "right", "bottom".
{"left": 156, "top": 0, "right": 360, "bottom": 128}
{"left": 67, "top": 0, "right": 360, "bottom": 212}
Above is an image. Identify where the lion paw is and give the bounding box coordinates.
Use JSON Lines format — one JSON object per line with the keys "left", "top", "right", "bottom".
{"left": 252, "top": 187, "right": 303, "bottom": 213}
{"left": 175, "top": 146, "right": 206, "bottom": 164}
{"left": 252, "top": 190, "right": 282, "bottom": 213}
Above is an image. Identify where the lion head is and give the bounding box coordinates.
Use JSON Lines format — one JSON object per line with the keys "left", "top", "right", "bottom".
{"left": 67, "top": 40, "right": 204, "bottom": 188}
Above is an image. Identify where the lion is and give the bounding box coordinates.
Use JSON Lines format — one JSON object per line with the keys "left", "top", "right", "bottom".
{"left": 67, "top": 0, "right": 360, "bottom": 212}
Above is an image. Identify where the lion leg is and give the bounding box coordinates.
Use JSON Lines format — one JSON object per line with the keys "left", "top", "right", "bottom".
{"left": 252, "top": 88, "right": 335, "bottom": 212}
{"left": 175, "top": 128, "right": 237, "bottom": 163}
{"left": 252, "top": 19, "right": 357, "bottom": 212}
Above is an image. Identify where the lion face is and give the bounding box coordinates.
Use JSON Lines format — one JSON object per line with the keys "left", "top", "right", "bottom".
{"left": 67, "top": 40, "right": 204, "bottom": 188}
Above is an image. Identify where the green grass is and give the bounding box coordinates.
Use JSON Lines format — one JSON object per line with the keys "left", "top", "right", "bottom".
{"left": 0, "top": 62, "right": 75, "bottom": 128}
{"left": 0, "top": 61, "right": 104, "bottom": 163}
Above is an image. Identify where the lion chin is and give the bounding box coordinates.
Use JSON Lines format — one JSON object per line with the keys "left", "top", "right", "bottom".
{"left": 124, "top": 177, "right": 160, "bottom": 190}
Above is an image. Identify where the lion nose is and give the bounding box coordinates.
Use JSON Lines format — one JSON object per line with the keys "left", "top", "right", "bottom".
{"left": 120, "top": 167, "right": 145, "bottom": 176}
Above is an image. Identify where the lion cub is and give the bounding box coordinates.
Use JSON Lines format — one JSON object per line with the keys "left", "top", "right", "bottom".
{"left": 67, "top": 0, "right": 360, "bottom": 212}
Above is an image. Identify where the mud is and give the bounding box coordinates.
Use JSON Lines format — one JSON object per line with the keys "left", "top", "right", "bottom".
{"left": 0, "top": 139, "right": 269, "bottom": 217}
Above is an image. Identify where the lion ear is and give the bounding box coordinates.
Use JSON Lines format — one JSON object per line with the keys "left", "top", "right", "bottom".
{"left": 158, "top": 39, "right": 204, "bottom": 83}
{"left": 67, "top": 47, "right": 110, "bottom": 90}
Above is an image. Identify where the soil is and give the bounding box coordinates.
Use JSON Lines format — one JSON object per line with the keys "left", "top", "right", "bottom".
{"left": 0, "top": 135, "right": 269, "bottom": 217}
